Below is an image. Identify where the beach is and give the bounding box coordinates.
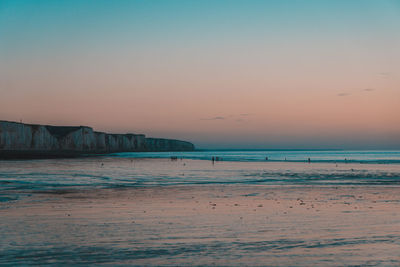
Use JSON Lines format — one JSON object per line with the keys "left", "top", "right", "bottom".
{"left": 1, "top": 185, "right": 400, "bottom": 266}
{"left": 1, "top": 153, "right": 400, "bottom": 266}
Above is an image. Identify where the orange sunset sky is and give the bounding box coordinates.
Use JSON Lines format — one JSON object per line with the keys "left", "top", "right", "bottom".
{"left": 1, "top": 0, "right": 399, "bottom": 148}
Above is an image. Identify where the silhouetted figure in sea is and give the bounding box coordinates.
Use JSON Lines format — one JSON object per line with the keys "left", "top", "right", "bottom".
{"left": 213, "top": 156, "right": 223, "bottom": 162}
{"left": 265, "top": 156, "right": 268, "bottom": 161}
{"left": 212, "top": 156, "right": 215, "bottom": 164}
{"left": 308, "top": 158, "right": 311, "bottom": 163}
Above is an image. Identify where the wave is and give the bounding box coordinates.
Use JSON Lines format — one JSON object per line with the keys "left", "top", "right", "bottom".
{"left": 1, "top": 151, "right": 400, "bottom": 202}
{"left": 1, "top": 167, "right": 400, "bottom": 194}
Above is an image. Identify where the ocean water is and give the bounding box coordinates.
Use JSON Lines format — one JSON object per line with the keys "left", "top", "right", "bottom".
{"left": 1, "top": 150, "right": 400, "bottom": 197}
{"left": 113, "top": 150, "right": 400, "bottom": 164}
{"left": 1, "top": 150, "right": 400, "bottom": 266}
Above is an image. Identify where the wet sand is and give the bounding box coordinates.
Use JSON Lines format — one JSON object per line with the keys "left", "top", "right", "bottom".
{"left": 1, "top": 185, "right": 400, "bottom": 266}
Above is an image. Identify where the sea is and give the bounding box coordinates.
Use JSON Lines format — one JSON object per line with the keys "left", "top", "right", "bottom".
{"left": 1, "top": 150, "right": 400, "bottom": 198}
{"left": 1, "top": 150, "right": 400, "bottom": 266}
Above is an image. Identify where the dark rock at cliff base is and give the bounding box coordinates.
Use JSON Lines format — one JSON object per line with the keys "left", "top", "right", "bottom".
{"left": 0, "top": 120, "right": 195, "bottom": 159}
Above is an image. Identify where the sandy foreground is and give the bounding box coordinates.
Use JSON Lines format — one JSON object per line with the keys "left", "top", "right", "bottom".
{"left": 1, "top": 185, "right": 400, "bottom": 266}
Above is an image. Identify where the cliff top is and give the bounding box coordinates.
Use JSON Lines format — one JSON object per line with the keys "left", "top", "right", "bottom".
{"left": 0, "top": 120, "right": 146, "bottom": 137}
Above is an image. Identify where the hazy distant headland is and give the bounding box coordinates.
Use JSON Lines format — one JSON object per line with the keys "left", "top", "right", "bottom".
{"left": 0, "top": 120, "right": 195, "bottom": 159}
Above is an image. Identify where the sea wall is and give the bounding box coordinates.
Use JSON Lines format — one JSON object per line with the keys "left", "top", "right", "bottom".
{"left": 0, "top": 121, "right": 194, "bottom": 158}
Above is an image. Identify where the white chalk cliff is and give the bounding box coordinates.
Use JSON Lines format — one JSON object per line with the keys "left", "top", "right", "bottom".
{"left": 0, "top": 121, "right": 194, "bottom": 158}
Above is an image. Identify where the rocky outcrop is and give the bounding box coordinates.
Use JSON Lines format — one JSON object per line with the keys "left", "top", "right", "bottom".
{"left": 145, "top": 138, "right": 195, "bottom": 152}
{"left": 0, "top": 120, "right": 194, "bottom": 159}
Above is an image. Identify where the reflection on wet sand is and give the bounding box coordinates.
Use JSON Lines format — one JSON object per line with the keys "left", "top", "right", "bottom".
{"left": 1, "top": 185, "right": 400, "bottom": 266}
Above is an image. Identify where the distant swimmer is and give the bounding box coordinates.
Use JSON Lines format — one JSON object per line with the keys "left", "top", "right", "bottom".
{"left": 265, "top": 156, "right": 268, "bottom": 161}
{"left": 308, "top": 158, "right": 311, "bottom": 163}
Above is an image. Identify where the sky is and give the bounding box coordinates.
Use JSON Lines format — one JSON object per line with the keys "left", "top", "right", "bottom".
{"left": 0, "top": 0, "right": 399, "bottom": 149}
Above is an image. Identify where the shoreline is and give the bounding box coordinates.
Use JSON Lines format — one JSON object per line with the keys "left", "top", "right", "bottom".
{"left": 1, "top": 156, "right": 400, "bottom": 265}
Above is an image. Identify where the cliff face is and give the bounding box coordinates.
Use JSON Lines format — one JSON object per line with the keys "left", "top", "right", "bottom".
{"left": 145, "top": 138, "right": 195, "bottom": 152}
{"left": 0, "top": 121, "right": 194, "bottom": 158}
